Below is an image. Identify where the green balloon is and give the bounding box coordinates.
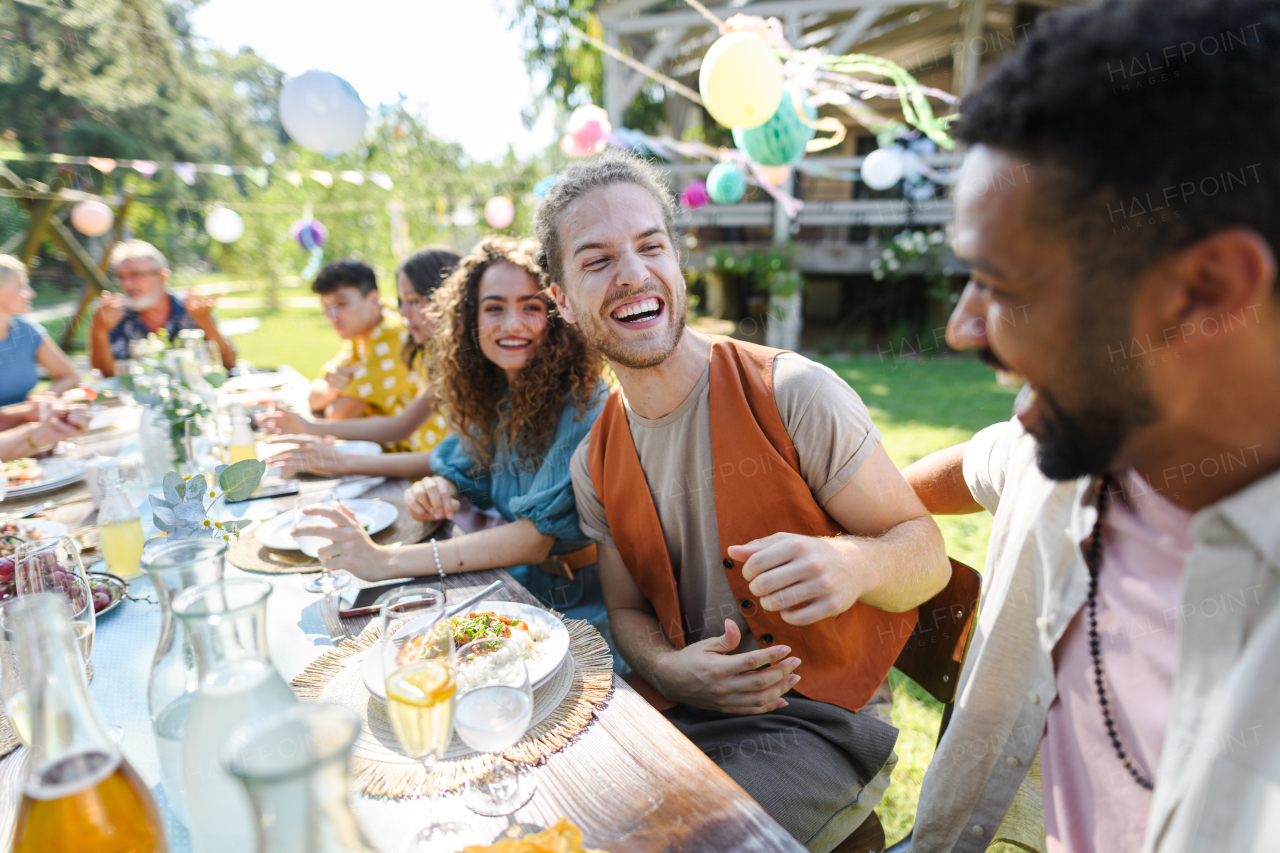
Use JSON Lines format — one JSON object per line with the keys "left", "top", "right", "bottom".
{"left": 706, "top": 162, "right": 747, "bottom": 204}
{"left": 732, "top": 89, "right": 816, "bottom": 167}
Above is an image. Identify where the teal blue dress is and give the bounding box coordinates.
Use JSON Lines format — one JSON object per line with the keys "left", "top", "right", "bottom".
{"left": 429, "top": 380, "right": 610, "bottom": 626}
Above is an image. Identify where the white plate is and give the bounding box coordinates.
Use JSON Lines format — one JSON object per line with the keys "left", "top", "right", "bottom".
{"left": 362, "top": 600, "right": 571, "bottom": 701}
{"left": 21, "top": 519, "right": 70, "bottom": 540}
{"left": 334, "top": 441, "right": 382, "bottom": 456}
{"left": 6, "top": 458, "right": 87, "bottom": 499}
{"left": 254, "top": 498, "right": 397, "bottom": 551}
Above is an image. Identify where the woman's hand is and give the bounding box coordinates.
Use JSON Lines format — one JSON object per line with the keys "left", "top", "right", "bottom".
{"left": 263, "top": 434, "right": 351, "bottom": 476}
{"left": 294, "top": 505, "right": 398, "bottom": 581}
{"left": 259, "top": 406, "right": 312, "bottom": 436}
{"left": 404, "top": 475, "right": 461, "bottom": 522}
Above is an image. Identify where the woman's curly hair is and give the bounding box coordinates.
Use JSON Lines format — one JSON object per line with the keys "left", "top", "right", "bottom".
{"left": 429, "top": 236, "right": 601, "bottom": 469}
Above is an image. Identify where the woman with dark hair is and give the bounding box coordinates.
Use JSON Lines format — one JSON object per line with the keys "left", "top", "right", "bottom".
{"left": 295, "top": 236, "right": 611, "bottom": 622}
{"left": 262, "top": 247, "right": 460, "bottom": 478}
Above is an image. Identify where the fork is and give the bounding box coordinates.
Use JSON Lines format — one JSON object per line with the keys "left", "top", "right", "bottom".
{"left": 319, "top": 592, "right": 349, "bottom": 643}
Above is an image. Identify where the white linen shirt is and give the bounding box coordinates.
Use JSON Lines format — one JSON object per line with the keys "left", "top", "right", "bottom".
{"left": 912, "top": 418, "right": 1280, "bottom": 853}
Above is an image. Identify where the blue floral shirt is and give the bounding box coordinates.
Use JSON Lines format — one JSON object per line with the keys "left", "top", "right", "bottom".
{"left": 429, "top": 380, "right": 608, "bottom": 562}
{"left": 108, "top": 293, "right": 199, "bottom": 360}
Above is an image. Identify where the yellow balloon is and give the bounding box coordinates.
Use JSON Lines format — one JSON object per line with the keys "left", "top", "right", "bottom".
{"left": 699, "top": 32, "right": 784, "bottom": 130}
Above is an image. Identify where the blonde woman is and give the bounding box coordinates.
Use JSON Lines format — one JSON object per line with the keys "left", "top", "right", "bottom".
{"left": 0, "top": 255, "right": 78, "bottom": 405}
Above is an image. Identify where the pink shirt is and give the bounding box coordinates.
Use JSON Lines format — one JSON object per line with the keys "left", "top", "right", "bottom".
{"left": 1042, "top": 470, "right": 1194, "bottom": 853}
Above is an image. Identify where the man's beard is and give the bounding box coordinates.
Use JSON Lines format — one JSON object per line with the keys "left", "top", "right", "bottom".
{"left": 985, "top": 310, "right": 1158, "bottom": 482}
{"left": 125, "top": 289, "right": 162, "bottom": 312}
{"left": 1032, "top": 386, "right": 1142, "bottom": 481}
{"left": 570, "top": 286, "right": 686, "bottom": 370}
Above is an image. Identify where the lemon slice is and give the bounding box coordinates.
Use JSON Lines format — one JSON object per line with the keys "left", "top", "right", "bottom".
{"left": 386, "top": 660, "right": 454, "bottom": 706}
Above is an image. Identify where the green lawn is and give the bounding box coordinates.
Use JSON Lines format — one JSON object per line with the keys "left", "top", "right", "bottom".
{"left": 817, "top": 354, "right": 1015, "bottom": 845}
{"left": 216, "top": 303, "right": 342, "bottom": 379}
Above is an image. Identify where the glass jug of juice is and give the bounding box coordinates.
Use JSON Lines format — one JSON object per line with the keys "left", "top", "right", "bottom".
{"left": 96, "top": 464, "right": 145, "bottom": 580}
{"left": 9, "top": 593, "right": 166, "bottom": 853}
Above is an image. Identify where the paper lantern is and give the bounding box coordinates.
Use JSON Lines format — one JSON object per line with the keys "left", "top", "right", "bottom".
{"left": 566, "top": 105, "right": 611, "bottom": 155}
{"left": 699, "top": 33, "right": 784, "bottom": 130}
{"left": 484, "top": 196, "right": 515, "bottom": 230}
{"left": 533, "top": 176, "right": 559, "bottom": 198}
{"left": 755, "top": 165, "right": 793, "bottom": 187}
{"left": 205, "top": 207, "right": 245, "bottom": 243}
{"left": 70, "top": 201, "right": 114, "bottom": 237}
{"left": 680, "top": 180, "right": 710, "bottom": 209}
{"left": 290, "top": 217, "right": 328, "bottom": 251}
{"left": 279, "top": 70, "right": 368, "bottom": 157}
{"left": 706, "top": 163, "right": 747, "bottom": 205}
{"left": 732, "top": 88, "right": 816, "bottom": 167}
{"left": 861, "top": 148, "right": 906, "bottom": 191}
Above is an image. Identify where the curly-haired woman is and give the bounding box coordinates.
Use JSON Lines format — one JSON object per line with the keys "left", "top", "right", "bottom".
{"left": 295, "top": 237, "right": 610, "bottom": 620}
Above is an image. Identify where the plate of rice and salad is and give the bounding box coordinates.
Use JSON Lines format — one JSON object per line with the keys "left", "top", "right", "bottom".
{"left": 362, "top": 599, "right": 570, "bottom": 701}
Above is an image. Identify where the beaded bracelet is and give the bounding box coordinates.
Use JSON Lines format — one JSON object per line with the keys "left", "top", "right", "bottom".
{"left": 429, "top": 538, "right": 445, "bottom": 583}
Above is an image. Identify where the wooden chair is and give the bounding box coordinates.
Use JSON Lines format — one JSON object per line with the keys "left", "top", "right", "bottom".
{"left": 834, "top": 558, "right": 983, "bottom": 853}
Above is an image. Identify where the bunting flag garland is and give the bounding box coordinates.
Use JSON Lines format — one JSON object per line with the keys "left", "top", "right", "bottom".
{"left": 171, "top": 163, "right": 197, "bottom": 186}
{"left": 0, "top": 150, "right": 395, "bottom": 191}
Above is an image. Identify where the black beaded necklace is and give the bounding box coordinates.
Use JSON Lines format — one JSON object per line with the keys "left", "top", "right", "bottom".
{"left": 1084, "top": 474, "right": 1155, "bottom": 791}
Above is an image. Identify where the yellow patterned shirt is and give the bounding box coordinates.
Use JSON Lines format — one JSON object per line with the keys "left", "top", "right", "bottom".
{"left": 320, "top": 316, "right": 447, "bottom": 453}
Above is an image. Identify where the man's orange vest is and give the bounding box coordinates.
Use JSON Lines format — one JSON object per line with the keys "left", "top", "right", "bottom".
{"left": 587, "top": 336, "right": 917, "bottom": 713}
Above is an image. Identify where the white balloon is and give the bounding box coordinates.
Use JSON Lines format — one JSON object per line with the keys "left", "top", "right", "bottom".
{"left": 861, "top": 148, "right": 906, "bottom": 191}
{"left": 206, "top": 207, "right": 245, "bottom": 243}
{"left": 279, "top": 70, "right": 368, "bottom": 157}
{"left": 70, "top": 200, "right": 114, "bottom": 237}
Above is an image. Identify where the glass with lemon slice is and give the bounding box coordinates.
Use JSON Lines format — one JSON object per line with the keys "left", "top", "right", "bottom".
{"left": 381, "top": 586, "right": 466, "bottom": 849}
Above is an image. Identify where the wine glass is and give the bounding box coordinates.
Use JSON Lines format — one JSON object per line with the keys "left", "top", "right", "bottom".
{"left": 293, "top": 490, "right": 351, "bottom": 593}
{"left": 15, "top": 536, "right": 95, "bottom": 662}
{"left": 454, "top": 635, "right": 537, "bottom": 816}
{"left": 381, "top": 586, "right": 465, "bottom": 850}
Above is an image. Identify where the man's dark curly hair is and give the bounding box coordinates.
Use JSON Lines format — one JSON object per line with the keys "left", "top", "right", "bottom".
{"left": 311, "top": 260, "right": 377, "bottom": 296}
{"left": 954, "top": 0, "right": 1278, "bottom": 286}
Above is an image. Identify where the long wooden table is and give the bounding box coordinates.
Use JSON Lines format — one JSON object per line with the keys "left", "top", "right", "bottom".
{"left": 0, "top": 426, "right": 806, "bottom": 853}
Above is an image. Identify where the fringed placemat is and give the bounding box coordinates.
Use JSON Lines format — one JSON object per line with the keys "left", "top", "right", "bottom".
{"left": 227, "top": 496, "right": 438, "bottom": 574}
{"left": 291, "top": 615, "right": 614, "bottom": 798}
{"left": 0, "top": 715, "right": 18, "bottom": 758}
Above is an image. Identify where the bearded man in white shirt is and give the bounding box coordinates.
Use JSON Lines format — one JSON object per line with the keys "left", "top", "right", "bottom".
{"left": 900, "top": 1, "right": 1280, "bottom": 852}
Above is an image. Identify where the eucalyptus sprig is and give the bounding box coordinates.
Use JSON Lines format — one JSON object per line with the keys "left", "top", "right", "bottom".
{"left": 149, "top": 459, "right": 267, "bottom": 541}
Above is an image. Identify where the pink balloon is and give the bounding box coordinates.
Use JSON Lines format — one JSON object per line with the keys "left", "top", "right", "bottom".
{"left": 680, "top": 181, "right": 710, "bottom": 209}
{"left": 560, "top": 134, "right": 596, "bottom": 158}
{"left": 484, "top": 196, "right": 515, "bottom": 230}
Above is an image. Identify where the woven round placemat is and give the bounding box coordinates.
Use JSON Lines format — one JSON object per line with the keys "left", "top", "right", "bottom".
{"left": 291, "top": 615, "right": 614, "bottom": 799}
{"left": 0, "top": 661, "right": 91, "bottom": 759}
{"left": 227, "top": 496, "right": 438, "bottom": 574}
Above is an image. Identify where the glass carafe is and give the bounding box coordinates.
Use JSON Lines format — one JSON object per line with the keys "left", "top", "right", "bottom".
{"left": 224, "top": 704, "right": 377, "bottom": 853}
{"left": 174, "top": 579, "right": 298, "bottom": 853}
{"left": 142, "top": 538, "right": 227, "bottom": 826}
{"left": 97, "top": 466, "right": 145, "bottom": 580}
{"left": 9, "top": 593, "right": 167, "bottom": 852}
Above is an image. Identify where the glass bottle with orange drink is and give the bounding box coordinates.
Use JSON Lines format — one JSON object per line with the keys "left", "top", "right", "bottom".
{"left": 9, "top": 593, "right": 166, "bottom": 853}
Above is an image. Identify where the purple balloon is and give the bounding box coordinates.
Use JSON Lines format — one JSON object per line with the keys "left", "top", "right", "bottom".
{"left": 289, "top": 217, "right": 329, "bottom": 251}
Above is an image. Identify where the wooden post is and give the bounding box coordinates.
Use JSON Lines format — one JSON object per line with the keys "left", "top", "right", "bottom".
{"left": 0, "top": 166, "right": 113, "bottom": 349}
{"left": 17, "top": 177, "right": 64, "bottom": 265}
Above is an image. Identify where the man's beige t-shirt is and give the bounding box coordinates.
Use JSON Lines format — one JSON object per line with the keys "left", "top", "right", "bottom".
{"left": 569, "top": 352, "right": 882, "bottom": 652}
